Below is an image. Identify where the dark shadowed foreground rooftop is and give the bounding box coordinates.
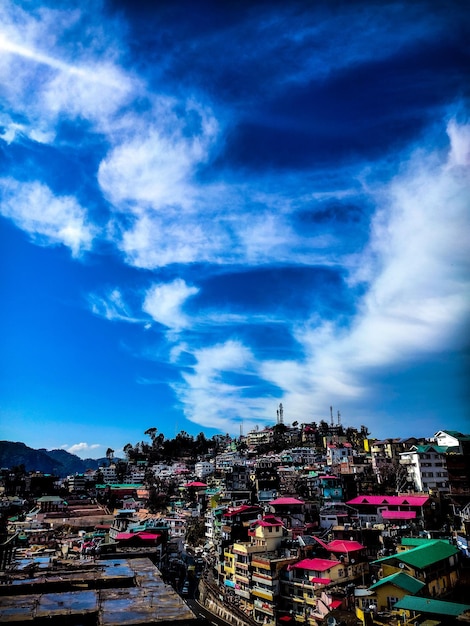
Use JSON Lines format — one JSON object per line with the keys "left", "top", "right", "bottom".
{"left": 0, "top": 557, "right": 197, "bottom": 625}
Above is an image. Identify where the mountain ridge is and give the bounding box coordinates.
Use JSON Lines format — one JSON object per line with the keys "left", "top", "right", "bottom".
{"left": 0, "top": 440, "right": 107, "bottom": 476}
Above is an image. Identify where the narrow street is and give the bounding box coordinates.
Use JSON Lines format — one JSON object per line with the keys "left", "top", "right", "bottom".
{"left": 185, "top": 597, "right": 229, "bottom": 626}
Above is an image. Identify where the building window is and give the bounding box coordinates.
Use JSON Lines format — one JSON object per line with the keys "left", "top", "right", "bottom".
{"left": 387, "top": 596, "right": 399, "bottom": 609}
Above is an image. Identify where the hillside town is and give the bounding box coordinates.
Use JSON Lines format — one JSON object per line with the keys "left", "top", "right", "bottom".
{"left": 1, "top": 411, "right": 470, "bottom": 625}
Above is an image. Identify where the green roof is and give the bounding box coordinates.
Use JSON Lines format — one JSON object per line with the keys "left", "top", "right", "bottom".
{"left": 369, "top": 572, "right": 425, "bottom": 594}
{"left": 36, "top": 495, "right": 64, "bottom": 502}
{"left": 373, "top": 539, "right": 458, "bottom": 569}
{"left": 394, "top": 595, "right": 470, "bottom": 617}
{"left": 400, "top": 537, "right": 434, "bottom": 547}
{"left": 414, "top": 445, "right": 448, "bottom": 454}
{"left": 95, "top": 483, "right": 141, "bottom": 489}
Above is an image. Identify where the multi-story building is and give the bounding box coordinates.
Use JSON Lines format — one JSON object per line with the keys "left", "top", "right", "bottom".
{"left": 326, "top": 443, "right": 354, "bottom": 468}
{"left": 100, "top": 465, "right": 117, "bottom": 483}
{"left": 66, "top": 473, "right": 86, "bottom": 493}
{"left": 250, "top": 552, "right": 298, "bottom": 626}
{"left": 222, "top": 515, "right": 286, "bottom": 617}
{"left": 279, "top": 557, "right": 343, "bottom": 624}
{"left": 247, "top": 428, "right": 274, "bottom": 449}
{"left": 268, "top": 496, "right": 305, "bottom": 530}
{"left": 346, "top": 494, "right": 429, "bottom": 526}
{"left": 194, "top": 460, "right": 214, "bottom": 479}
{"left": 224, "top": 463, "right": 250, "bottom": 491}
{"left": 371, "top": 537, "right": 460, "bottom": 599}
{"left": 399, "top": 444, "right": 449, "bottom": 493}
{"left": 433, "top": 430, "right": 470, "bottom": 451}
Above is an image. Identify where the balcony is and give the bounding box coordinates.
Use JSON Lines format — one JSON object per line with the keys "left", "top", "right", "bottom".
{"left": 252, "top": 572, "right": 274, "bottom": 586}
{"left": 252, "top": 587, "right": 273, "bottom": 601}
{"left": 253, "top": 599, "right": 274, "bottom": 616}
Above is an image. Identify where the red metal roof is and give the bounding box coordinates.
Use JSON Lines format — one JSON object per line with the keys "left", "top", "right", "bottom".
{"left": 184, "top": 481, "right": 207, "bottom": 487}
{"left": 223, "top": 505, "right": 259, "bottom": 517}
{"left": 252, "top": 519, "right": 283, "bottom": 527}
{"left": 381, "top": 510, "right": 416, "bottom": 519}
{"left": 115, "top": 532, "right": 160, "bottom": 541}
{"left": 292, "top": 558, "right": 341, "bottom": 572}
{"left": 269, "top": 497, "right": 304, "bottom": 505}
{"left": 346, "top": 495, "right": 428, "bottom": 507}
{"left": 311, "top": 577, "right": 332, "bottom": 584}
{"left": 327, "top": 539, "right": 365, "bottom": 553}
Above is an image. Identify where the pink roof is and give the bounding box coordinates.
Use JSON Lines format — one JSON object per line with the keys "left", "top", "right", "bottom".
{"left": 223, "top": 505, "right": 258, "bottom": 517}
{"left": 346, "top": 495, "right": 428, "bottom": 507}
{"left": 311, "top": 577, "right": 332, "bottom": 584}
{"left": 115, "top": 532, "right": 160, "bottom": 541}
{"left": 269, "top": 497, "right": 304, "bottom": 505}
{"left": 381, "top": 510, "right": 416, "bottom": 519}
{"left": 292, "top": 558, "right": 341, "bottom": 572}
{"left": 253, "top": 519, "right": 283, "bottom": 527}
{"left": 327, "top": 539, "right": 365, "bottom": 553}
{"left": 136, "top": 532, "right": 160, "bottom": 540}
{"left": 116, "top": 532, "right": 133, "bottom": 540}
{"left": 184, "top": 481, "right": 207, "bottom": 487}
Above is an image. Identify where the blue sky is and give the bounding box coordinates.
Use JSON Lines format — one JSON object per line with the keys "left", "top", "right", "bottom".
{"left": 1, "top": 0, "right": 469, "bottom": 459}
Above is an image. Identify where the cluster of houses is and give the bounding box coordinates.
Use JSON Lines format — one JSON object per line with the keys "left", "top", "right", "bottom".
{"left": 1, "top": 426, "right": 470, "bottom": 626}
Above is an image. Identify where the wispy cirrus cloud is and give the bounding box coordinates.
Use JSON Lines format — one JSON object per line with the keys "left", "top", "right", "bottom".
{"left": 167, "top": 119, "right": 470, "bottom": 432}
{"left": 173, "top": 340, "right": 269, "bottom": 432}
{"left": 258, "top": 120, "right": 470, "bottom": 421}
{"left": 143, "top": 279, "right": 199, "bottom": 331}
{"left": 88, "top": 288, "right": 143, "bottom": 323}
{"left": 0, "top": 179, "right": 95, "bottom": 256}
{"left": 0, "top": 0, "right": 138, "bottom": 147}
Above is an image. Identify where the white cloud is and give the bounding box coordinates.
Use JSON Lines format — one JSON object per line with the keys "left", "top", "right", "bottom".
{"left": 260, "top": 120, "right": 470, "bottom": 417}
{"left": 0, "top": 2, "right": 136, "bottom": 144}
{"left": 63, "top": 442, "right": 101, "bottom": 457}
{"left": 99, "top": 101, "right": 218, "bottom": 208}
{"left": 0, "top": 179, "right": 95, "bottom": 256}
{"left": 169, "top": 120, "right": 470, "bottom": 433}
{"left": 174, "top": 340, "right": 272, "bottom": 432}
{"left": 143, "top": 279, "right": 199, "bottom": 331}
{"left": 88, "top": 288, "right": 142, "bottom": 323}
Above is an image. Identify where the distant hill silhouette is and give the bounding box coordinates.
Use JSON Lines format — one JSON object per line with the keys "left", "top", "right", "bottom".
{"left": 0, "top": 441, "right": 107, "bottom": 476}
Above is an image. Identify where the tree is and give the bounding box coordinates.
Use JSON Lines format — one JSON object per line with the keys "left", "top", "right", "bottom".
{"left": 123, "top": 443, "right": 134, "bottom": 462}
{"left": 184, "top": 517, "right": 206, "bottom": 547}
{"left": 106, "top": 448, "right": 114, "bottom": 466}
{"left": 145, "top": 427, "right": 158, "bottom": 443}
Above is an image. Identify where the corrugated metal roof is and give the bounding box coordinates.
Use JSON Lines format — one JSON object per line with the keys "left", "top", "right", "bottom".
{"left": 373, "top": 539, "right": 458, "bottom": 569}
{"left": 369, "top": 572, "right": 425, "bottom": 594}
{"left": 394, "top": 595, "right": 470, "bottom": 616}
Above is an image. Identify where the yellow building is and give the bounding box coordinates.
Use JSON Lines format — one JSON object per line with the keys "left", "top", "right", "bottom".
{"left": 372, "top": 539, "right": 460, "bottom": 599}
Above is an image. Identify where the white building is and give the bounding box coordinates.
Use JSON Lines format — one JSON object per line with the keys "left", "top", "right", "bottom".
{"left": 433, "top": 430, "right": 469, "bottom": 452}
{"left": 126, "top": 466, "right": 146, "bottom": 484}
{"left": 100, "top": 465, "right": 117, "bottom": 483}
{"left": 326, "top": 443, "right": 354, "bottom": 466}
{"left": 400, "top": 444, "right": 449, "bottom": 493}
{"left": 195, "top": 460, "right": 214, "bottom": 479}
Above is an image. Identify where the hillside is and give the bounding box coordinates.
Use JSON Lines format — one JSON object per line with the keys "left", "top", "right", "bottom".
{"left": 0, "top": 441, "right": 106, "bottom": 476}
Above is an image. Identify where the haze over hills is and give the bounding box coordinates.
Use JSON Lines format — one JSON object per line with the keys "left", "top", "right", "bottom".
{"left": 0, "top": 441, "right": 108, "bottom": 477}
